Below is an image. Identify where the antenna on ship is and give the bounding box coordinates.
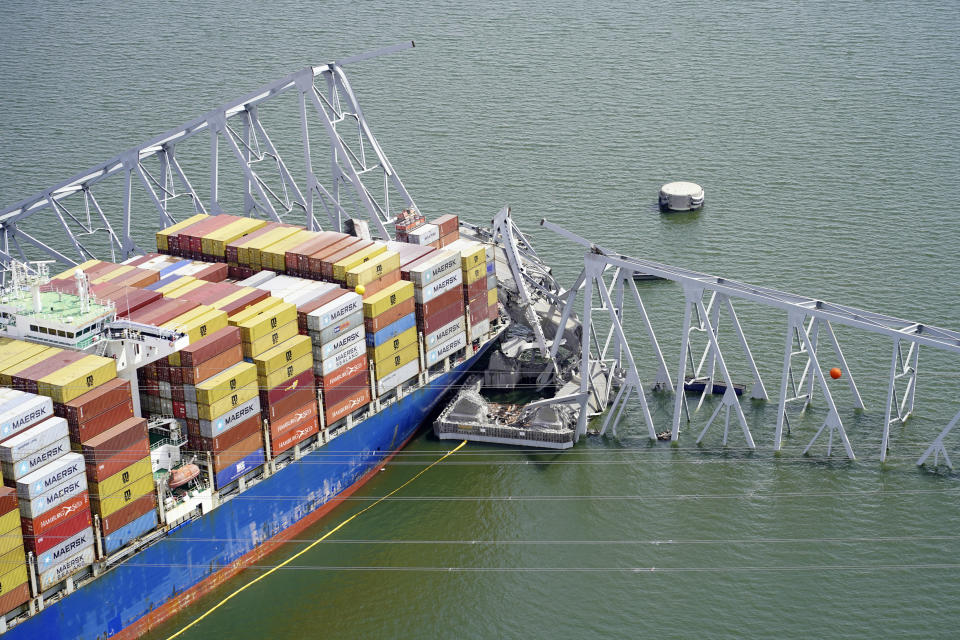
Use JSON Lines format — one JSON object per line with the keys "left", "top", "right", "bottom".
{"left": 10, "top": 259, "right": 53, "bottom": 312}
{"left": 75, "top": 268, "right": 91, "bottom": 313}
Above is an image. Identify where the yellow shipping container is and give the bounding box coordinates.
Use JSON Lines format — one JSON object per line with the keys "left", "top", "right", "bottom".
{"left": 487, "top": 287, "right": 498, "bottom": 307}
{"left": 332, "top": 243, "right": 387, "bottom": 282}
{"left": 235, "top": 301, "right": 297, "bottom": 344}
{"left": 261, "top": 230, "right": 314, "bottom": 272}
{"left": 164, "top": 308, "right": 229, "bottom": 365}
{"left": 462, "top": 264, "right": 485, "bottom": 286}
{"left": 228, "top": 296, "right": 281, "bottom": 325}
{"left": 253, "top": 334, "right": 312, "bottom": 377}
{"left": 201, "top": 218, "right": 267, "bottom": 258}
{"left": 244, "top": 320, "right": 299, "bottom": 359}
{"left": 52, "top": 259, "right": 102, "bottom": 281}
{"left": 345, "top": 250, "right": 400, "bottom": 288}
{"left": 162, "top": 277, "right": 207, "bottom": 299}
{"left": 155, "top": 275, "right": 199, "bottom": 296}
{"left": 156, "top": 213, "right": 209, "bottom": 252}
{"left": 0, "top": 345, "right": 56, "bottom": 385}
{"left": 373, "top": 343, "right": 419, "bottom": 380}
{"left": 91, "top": 473, "right": 155, "bottom": 519}
{"left": 453, "top": 242, "right": 486, "bottom": 270}
{"left": 243, "top": 227, "right": 302, "bottom": 269}
{"left": 261, "top": 353, "right": 312, "bottom": 389}
{"left": 89, "top": 456, "right": 152, "bottom": 498}
{"left": 367, "top": 326, "right": 417, "bottom": 363}
{"left": 90, "top": 265, "right": 132, "bottom": 284}
{"left": 0, "top": 548, "right": 27, "bottom": 596}
{"left": 37, "top": 355, "right": 117, "bottom": 404}
{"left": 197, "top": 384, "right": 258, "bottom": 421}
{"left": 0, "top": 514, "right": 22, "bottom": 556}
{"left": 194, "top": 361, "right": 258, "bottom": 406}
{"left": 363, "top": 281, "right": 414, "bottom": 319}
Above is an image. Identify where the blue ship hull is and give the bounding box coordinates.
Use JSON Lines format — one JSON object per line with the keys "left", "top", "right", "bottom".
{"left": 11, "top": 342, "right": 492, "bottom": 640}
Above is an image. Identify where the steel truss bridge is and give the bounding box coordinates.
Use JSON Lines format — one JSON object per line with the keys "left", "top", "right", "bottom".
{"left": 1, "top": 44, "right": 959, "bottom": 470}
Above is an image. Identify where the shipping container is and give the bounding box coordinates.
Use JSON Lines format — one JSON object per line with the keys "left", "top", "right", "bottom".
{"left": 317, "top": 354, "right": 367, "bottom": 391}
{"left": 0, "top": 582, "right": 30, "bottom": 616}
{"left": 318, "top": 342, "right": 367, "bottom": 377}
{"left": 89, "top": 456, "right": 152, "bottom": 498}
{"left": 261, "top": 387, "right": 315, "bottom": 423}
{"left": 319, "top": 370, "right": 369, "bottom": 409}
{"left": 489, "top": 301, "right": 500, "bottom": 322}
{"left": 187, "top": 414, "right": 260, "bottom": 454}
{"left": 0, "top": 395, "right": 55, "bottom": 441}
{"left": 19, "top": 473, "right": 87, "bottom": 520}
{"left": 415, "top": 268, "right": 463, "bottom": 304}
{"left": 193, "top": 362, "right": 257, "bottom": 406}
{"left": 126, "top": 298, "right": 199, "bottom": 326}
{"left": 0, "top": 348, "right": 60, "bottom": 387}
{"left": 19, "top": 491, "right": 90, "bottom": 540}
{"left": 362, "top": 296, "right": 414, "bottom": 334}
{"left": 306, "top": 291, "right": 362, "bottom": 332}
{"left": 407, "top": 223, "right": 439, "bottom": 246}
{"left": 426, "top": 331, "right": 468, "bottom": 366}
{"left": 230, "top": 298, "right": 297, "bottom": 342}
{"left": 268, "top": 401, "right": 318, "bottom": 442}
{"left": 313, "top": 309, "right": 364, "bottom": 345}
{"left": 103, "top": 509, "right": 158, "bottom": 554}
{"left": 366, "top": 313, "right": 416, "bottom": 348}
{"left": 324, "top": 387, "right": 371, "bottom": 424}
{"left": 169, "top": 215, "right": 235, "bottom": 256}
{"left": 217, "top": 289, "right": 272, "bottom": 317}
{"left": 431, "top": 214, "right": 459, "bottom": 236}
{"left": 443, "top": 238, "right": 487, "bottom": 270}
{"left": 90, "top": 473, "right": 153, "bottom": 519}
{"left": 180, "top": 344, "right": 243, "bottom": 385}
{"left": 2, "top": 436, "right": 70, "bottom": 482}
{"left": 12, "top": 351, "right": 87, "bottom": 394}
{"left": 80, "top": 418, "right": 148, "bottom": 467}
{"left": 200, "top": 218, "right": 268, "bottom": 260}
{"left": 0, "top": 487, "right": 15, "bottom": 517}
{"left": 271, "top": 419, "right": 319, "bottom": 456}
{"left": 86, "top": 437, "right": 150, "bottom": 483}
{"left": 0, "top": 416, "right": 67, "bottom": 464}
{"left": 34, "top": 519, "right": 93, "bottom": 563}
{"left": 305, "top": 236, "right": 361, "bottom": 279}
{"left": 404, "top": 250, "right": 459, "bottom": 286}
{"left": 425, "top": 315, "right": 466, "bottom": 349}
{"left": 38, "top": 545, "right": 94, "bottom": 591}
{"left": 362, "top": 281, "right": 414, "bottom": 319}
{"left": 376, "top": 358, "right": 420, "bottom": 396}
{"left": 67, "top": 399, "right": 135, "bottom": 444}
{"left": 225, "top": 223, "right": 292, "bottom": 265}
{"left": 372, "top": 343, "right": 419, "bottom": 380}
{"left": 260, "top": 230, "right": 315, "bottom": 272}
{"left": 287, "top": 232, "right": 346, "bottom": 275}
{"left": 245, "top": 321, "right": 298, "bottom": 359}
{"left": 367, "top": 327, "right": 417, "bottom": 364}
{"left": 16, "top": 452, "right": 84, "bottom": 500}
{"left": 197, "top": 385, "right": 258, "bottom": 422}
{"left": 157, "top": 214, "right": 210, "bottom": 252}
{"left": 252, "top": 335, "right": 311, "bottom": 377}
{"left": 214, "top": 448, "right": 265, "bottom": 488}
{"left": 261, "top": 354, "right": 312, "bottom": 390}
{"left": 99, "top": 493, "right": 156, "bottom": 539}
{"left": 417, "top": 294, "right": 464, "bottom": 335}
{"left": 470, "top": 318, "right": 491, "bottom": 341}
{"left": 260, "top": 369, "right": 314, "bottom": 406}
{"left": 212, "top": 433, "right": 263, "bottom": 473}
{"left": 468, "top": 297, "right": 488, "bottom": 326}
{"left": 196, "top": 396, "right": 261, "bottom": 439}
{"left": 358, "top": 270, "right": 402, "bottom": 300}
{"left": 328, "top": 241, "right": 382, "bottom": 281}
{"left": 344, "top": 250, "right": 399, "bottom": 287}
{"left": 0, "top": 558, "right": 29, "bottom": 597}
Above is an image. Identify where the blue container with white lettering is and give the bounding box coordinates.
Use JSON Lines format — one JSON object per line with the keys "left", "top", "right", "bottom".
{"left": 104, "top": 510, "right": 160, "bottom": 555}
{"left": 365, "top": 313, "right": 415, "bottom": 348}
{"left": 215, "top": 448, "right": 265, "bottom": 489}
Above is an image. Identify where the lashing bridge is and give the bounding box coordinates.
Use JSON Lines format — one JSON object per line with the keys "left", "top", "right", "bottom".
{"left": 540, "top": 220, "right": 960, "bottom": 469}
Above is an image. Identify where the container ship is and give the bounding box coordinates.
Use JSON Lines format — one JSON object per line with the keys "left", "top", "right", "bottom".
{"left": 0, "top": 51, "right": 578, "bottom": 639}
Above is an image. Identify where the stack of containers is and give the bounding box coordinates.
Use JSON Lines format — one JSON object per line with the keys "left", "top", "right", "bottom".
{"left": 260, "top": 229, "right": 316, "bottom": 274}
{"left": 199, "top": 217, "right": 267, "bottom": 263}
{"left": 251, "top": 334, "right": 318, "bottom": 456}
{"left": 163, "top": 214, "right": 240, "bottom": 258}
{"left": 304, "top": 235, "right": 359, "bottom": 281}
{"left": 284, "top": 231, "right": 346, "bottom": 278}
{"left": 486, "top": 244, "right": 499, "bottom": 324}
{"left": 223, "top": 222, "right": 292, "bottom": 278}
{"left": 405, "top": 222, "right": 440, "bottom": 249}
{"left": 0, "top": 487, "right": 29, "bottom": 615}
{"left": 432, "top": 214, "right": 460, "bottom": 247}
{"left": 176, "top": 328, "right": 262, "bottom": 484}
{"left": 406, "top": 250, "right": 468, "bottom": 370}
{"left": 235, "top": 226, "right": 303, "bottom": 277}
{"left": 89, "top": 282, "right": 162, "bottom": 317}
{"left": 393, "top": 208, "right": 424, "bottom": 243}
{"left": 322, "top": 240, "right": 377, "bottom": 283}
{"left": 305, "top": 289, "right": 369, "bottom": 425}
{"left": 79, "top": 417, "right": 154, "bottom": 554}
{"left": 345, "top": 247, "right": 401, "bottom": 299}
{"left": 444, "top": 238, "right": 491, "bottom": 343}
{"left": 363, "top": 281, "right": 421, "bottom": 396}
{"left": 156, "top": 213, "right": 209, "bottom": 255}
{"left": 0, "top": 389, "right": 93, "bottom": 594}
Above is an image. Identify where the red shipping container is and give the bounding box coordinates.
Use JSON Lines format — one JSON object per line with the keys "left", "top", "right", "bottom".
{"left": 127, "top": 298, "right": 199, "bottom": 326}
{"left": 417, "top": 298, "right": 465, "bottom": 336}
{"left": 86, "top": 437, "right": 150, "bottom": 482}
{"left": 188, "top": 414, "right": 261, "bottom": 453}
{"left": 178, "top": 325, "right": 241, "bottom": 367}
{"left": 463, "top": 277, "right": 487, "bottom": 300}
{"left": 101, "top": 286, "right": 162, "bottom": 316}
{"left": 286, "top": 232, "right": 344, "bottom": 275}
{"left": 431, "top": 214, "right": 459, "bottom": 236}
{"left": 324, "top": 387, "right": 371, "bottom": 425}
{"left": 317, "top": 354, "right": 368, "bottom": 391}
{"left": 364, "top": 296, "right": 415, "bottom": 333}
{"left": 321, "top": 369, "right": 369, "bottom": 409}
{"left": 100, "top": 493, "right": 157, "bottom": 537}
{"left": 20, "top": 491, "right": 90, "bottom": 538}
{"left": 269, "top": 401, "right": 318, "bottom": 441}
{"left": 0, "top": 583, "right": 29, "bottom": 616}
{"left": 169, "top": 366, "right": 183, "bottom": 386}
{"left": 271, "top": 419, "right": 319, "bottom": 455}
{"left": 360, "top": 269, "right": 401, "bottom": 299}
{"left": 81, "top": 418, "right": 149, "bottom": 467}
{"left": 218, "top": 289, "right": 270, "bottom": 316}
{"left": 55, "top": 378, "right": 132, "bottom": 425}
{"left": 23, "top": 508, "right": 92, "bottom": 555}
{"left": 122, "top": 254, "right": 158, "bottom": 267}
{"left": 169, "top": 215, "right": 232, "bottom": 256}
{"left": 156, "top": 362, "right": 170, "bottom": 383}
{"left": 297, "top": 288, "right": 349, "bottom": 333}
{"left": 68, "top": 399, "right": 135, "bottom": 443}
{"left": 468, "top": 298, "right": 487, "bottom": 326}
{"left": 0, "top": 487, "right": 16, "bottom": 516}
{"left": 194, "top": 262, "right": 228, "bottom": 281}
{"left": 172, "top": 401, "right": 186, "bottom": 419}
{"left": 262, "top": 387, "right": 315, "bottom": 423}
{"left": 12, "top": 351, "right": 87, "bottom": 393}
{"left": 260, "top": 369, "right": 315, "bottom": 407}
{"left": 186, "top": 215, "right": 242, "bottom": 257}
{"left": 416, "top": 287, "right": 461, "bottom": 319}
{"left": 321, "top": 240, "right": 374, "bottom": 280}
{"left": 306, "top": 237, "right": 358, "bottom": 279}
{"left": 488, "top": 302, "right": 499, "bottom": 321}
{"left": 213, "top": 431, "right": 264, "bottom": 472}
{"left": 181, "top": 344, "right": 243, "bottom": 385}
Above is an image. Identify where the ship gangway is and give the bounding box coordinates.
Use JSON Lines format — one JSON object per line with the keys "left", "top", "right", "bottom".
{"left": 540, "top": 219, "right": 960, "bottom": 469}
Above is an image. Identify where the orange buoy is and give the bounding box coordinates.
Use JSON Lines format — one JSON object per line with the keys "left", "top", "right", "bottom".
{"left": 829, "top": 367, "right": 842, "bottom": 379}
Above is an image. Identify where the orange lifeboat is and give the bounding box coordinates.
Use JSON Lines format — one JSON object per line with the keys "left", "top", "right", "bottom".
{"left": 168, "top": 463, "right": 200, "bottom": 489}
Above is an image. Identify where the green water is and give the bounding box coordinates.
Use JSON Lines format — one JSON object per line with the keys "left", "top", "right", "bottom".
{"left": 2, "top": 1, "right": 960, "bottom": 637}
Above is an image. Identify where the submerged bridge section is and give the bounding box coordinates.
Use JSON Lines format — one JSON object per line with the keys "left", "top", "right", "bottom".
{"left": 541, "top": 220, "right": 960, "bottom": 469}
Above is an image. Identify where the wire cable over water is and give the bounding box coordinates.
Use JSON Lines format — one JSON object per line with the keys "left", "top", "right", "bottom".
{"left": 164, "top": 440, "right": 467, "bottom": 640}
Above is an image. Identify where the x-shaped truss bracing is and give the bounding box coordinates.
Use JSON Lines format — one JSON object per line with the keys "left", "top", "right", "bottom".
{"left": 0, "top": 43, "right": 418, "bottom": 273}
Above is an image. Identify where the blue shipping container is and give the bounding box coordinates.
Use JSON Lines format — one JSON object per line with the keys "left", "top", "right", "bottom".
{"left": 104, "top": 511, "right": 160, "bottom": 555}
{"left": 215, "top": 448, "right": 265, "bottom": 488}
{"left": 144, "top": 274, "right": 182, "bottom": 291}
{"left": 158, "top": 259, "right": 192, "bottom": 277}
{"left": 365, "top": 313, "right": 416, "bottom": 347}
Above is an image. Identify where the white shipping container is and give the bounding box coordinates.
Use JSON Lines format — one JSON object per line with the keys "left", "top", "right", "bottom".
{"left": 319, "top": 325, "right": 365, "bottom": 360}
{"left": 158, "top": 381, "right": 171, "bottom": 398}
{"left": 38, "top": 545, "right": 95, "bottom": 591}
{"left": 307, "top": 292, "right": 362, "bottom": 331}
{"left": 407, "top": 223, "right": 439, "bottom": 246}
{"left": 407, "top": 250, "right": 459, "bottom": 287}
{"left": 0, "top": 395, "right": 54, "bottom": 440}
{"left": 37, "top": 527, "right": 94, "bottom": 573}
{"left": 17, "top": 452, "right": 84, "bottom": 500}
{"left": 0, "top": 389, "right": 27, "bottom": 415}
{"left": 425, "top": 316, "right": 466, "bottom": 348}
{"left": 414, "top": 269, "right": 462, "bottom": 305}
{"left": 197, "top": 396, "right": 262, "bottom": 439}
{"left": 19, "top": 473, "right": 87, "bottom": 519}
{"left": 319, "top": 341, "right": 366, "bottom": 376}
{"left": 236, "top": 271, "right": 277, "bottom": 287}
{"left": 0, "top": 416, "right": 68, "bottom": 463}
{"left": 426, "top": 331, "right": 467, "bottom": 366}
{"left": 470, "top": 318, "right": 491, "bottom": 341}
{"left": 2, "top": 436, "right": 70, "bottom": 481}
{"left": 376, "top": 358, "right": 420, "bottom": 396}
{"left": 313, "top": 310, "right": 364, "bottom": 346}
